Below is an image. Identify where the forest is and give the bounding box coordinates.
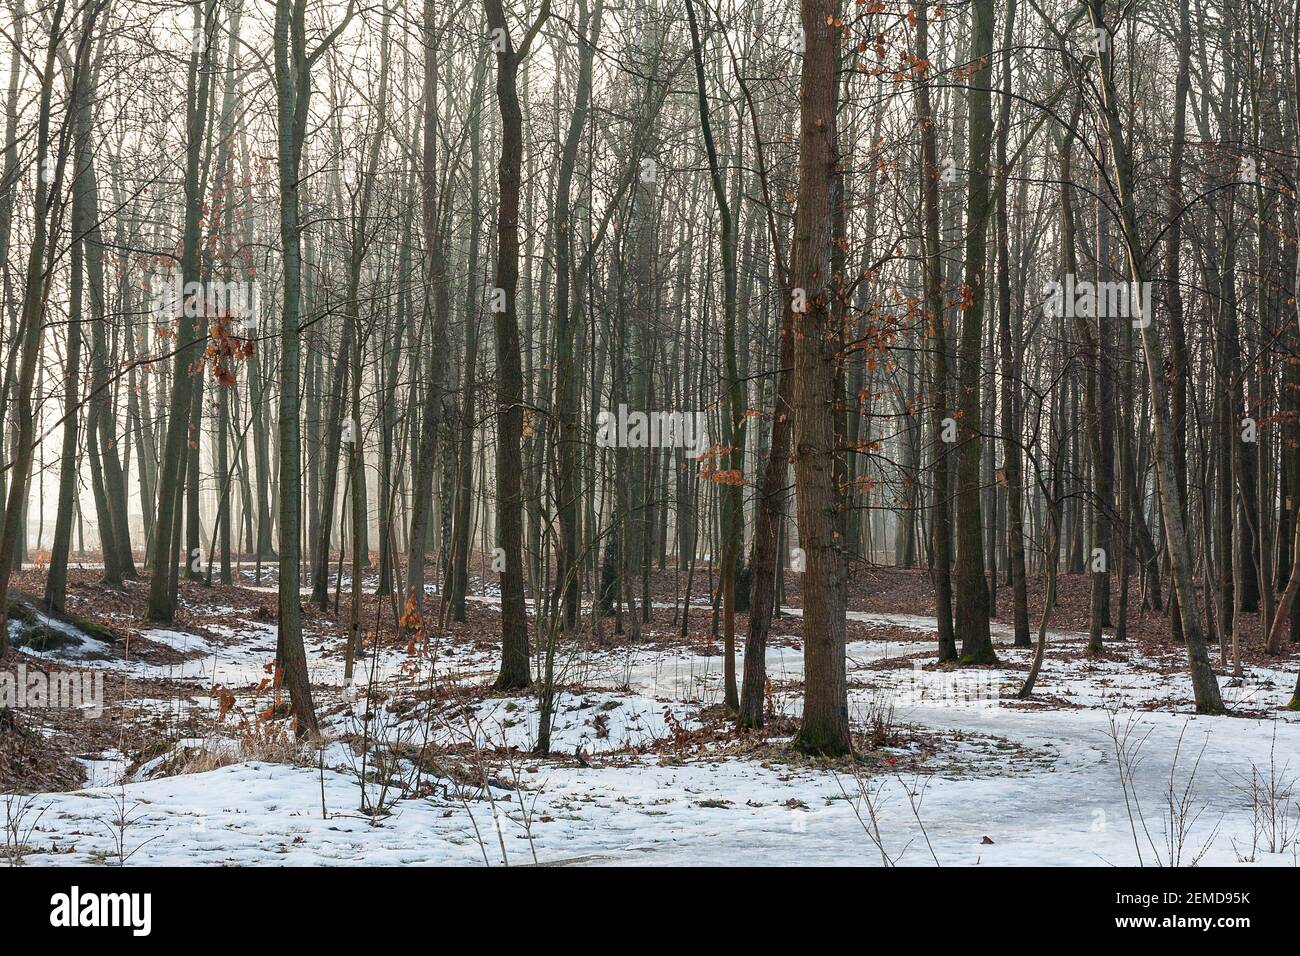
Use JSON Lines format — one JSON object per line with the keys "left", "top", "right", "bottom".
{"left": 0, "top": 0, "right": 1297, "bottom": 869}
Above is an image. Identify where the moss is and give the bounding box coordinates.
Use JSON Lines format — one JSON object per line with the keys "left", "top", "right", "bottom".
{"left": 71, "top": 616, "right": 121, "bottom": 645}
{"left": 792, "top": 727, "right": 853, "bottom": 759}
{"left": 8, "top": 598, "right": 121, "bottom": 645}
{"left": 5, "top": 599, "right": 37, "bottom": 626}
{"left": 491, "top": 675, "right": 531, "bottom": 693}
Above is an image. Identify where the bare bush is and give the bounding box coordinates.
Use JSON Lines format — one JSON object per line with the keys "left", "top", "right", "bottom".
{"left": 2, "top": 792, "right": 49, "bottom": 866}
{"left": 1231, "top": 723, "right": 1299, "bottom": 861}
{"left": 1105, "top": 711, "right": 1219, "bottom": 867}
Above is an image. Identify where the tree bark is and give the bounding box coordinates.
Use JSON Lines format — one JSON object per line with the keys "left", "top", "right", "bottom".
{"left": 916, "top": 2, "right": 956, "bottom": 662}
{"left": 1087, "top": 0, "right": 1223, "bottom": 713}
{"left": 954, "top": 0, "right": 996, "bottom": 664}
{"left": 791, "top": 0, "right": 850, "bottom": 756}
{"left": 483, "top": 0, "right": 551, "bottom": 689}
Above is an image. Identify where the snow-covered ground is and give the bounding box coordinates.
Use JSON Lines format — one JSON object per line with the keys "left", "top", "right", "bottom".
{"left": 8, "top": 588, "right": 1300, "bottom": 867}
{"left": 13, "top": 704, "right": 1299, "bottom": 866}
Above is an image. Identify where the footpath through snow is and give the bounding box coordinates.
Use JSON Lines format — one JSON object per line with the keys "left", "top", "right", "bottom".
{"left": 8, "top": 583, "right": 1300, "bottom": 866}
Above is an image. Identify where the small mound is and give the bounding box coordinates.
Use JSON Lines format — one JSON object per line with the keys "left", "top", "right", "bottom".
{"left": 0, "top": 707, "right": 86, "bottom": 793}
{"left": 6, "top": 598, "right": 117, "bottom": 661}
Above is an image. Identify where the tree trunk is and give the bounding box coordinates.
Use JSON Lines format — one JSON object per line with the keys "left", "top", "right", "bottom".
{"left": 954, "top": 0, "right": 996, "bottom": 664}
{"left": 994, "top": 0, "right": 1029, "bottom": 648}
{"left": 916, "top": 2, "right": 956, "bottom": 662}
{"left": 791, "top": 0, "right": 850, "bottom": 756}
{"left": 0, "top": 0, "right": 70, "bottom": 651}
{"left": 483, "top": 0, "right": 551, "bottom": 689}
{"left": 1087, "top": 0, "right": 1223, "bottom": 714}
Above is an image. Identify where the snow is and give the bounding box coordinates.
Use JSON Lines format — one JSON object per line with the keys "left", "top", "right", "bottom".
{"left": 13, "top": 707, "right": 1299, "bottom": 866}
{"left": 440, "top": 692, "right": 700, "bottom": 754}
{"left": 9, "top": 615, "right": 114, "bottom": 661}
{"left": 77, "top": 751, "right": 127, "bottom": 789}
{"left": 9, "top": 593, "right": 1300, "bottom": 866}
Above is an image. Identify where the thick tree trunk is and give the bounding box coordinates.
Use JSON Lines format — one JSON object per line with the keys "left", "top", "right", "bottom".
{"left": 791, "top": 0, "right": 850, "bottom": 756}
{"left": 954, "top": 0, "right": 996, "bottom": 664}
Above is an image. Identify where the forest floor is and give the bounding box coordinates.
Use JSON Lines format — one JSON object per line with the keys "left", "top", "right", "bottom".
{"left": 3, "top": 559, "right": 1299, "bottom": 866}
